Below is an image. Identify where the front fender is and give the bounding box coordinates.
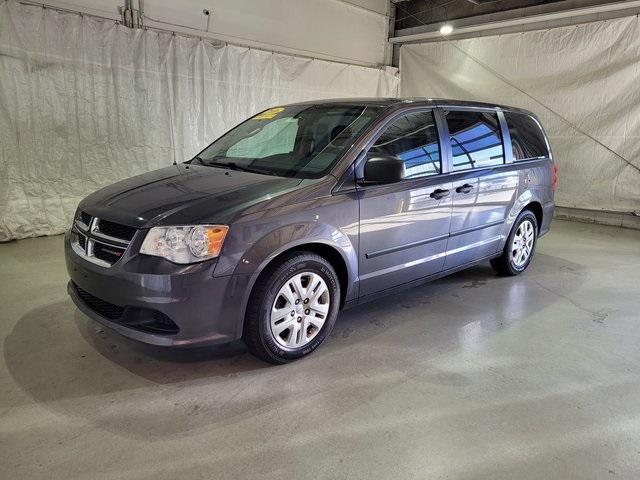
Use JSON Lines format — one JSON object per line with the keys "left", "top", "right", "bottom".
{"left": 215, "top": 221, "right": 358, "bottom": 337}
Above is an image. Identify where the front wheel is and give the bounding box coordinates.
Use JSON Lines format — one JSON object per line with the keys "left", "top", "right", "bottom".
{"left": 243, "top": 252, "right": 340, "bottom": 364}
{"left": 491, "top": 210, "right": 538, "bottom": 276}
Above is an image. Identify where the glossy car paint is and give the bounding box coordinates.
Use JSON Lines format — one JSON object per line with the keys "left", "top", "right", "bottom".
{"left": 66, "top": 98, "right": 555, "bottom": 347}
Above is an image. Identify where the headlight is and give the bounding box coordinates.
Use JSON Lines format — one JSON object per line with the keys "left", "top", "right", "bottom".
{"left": 140, "top": 225, "right": 228, "bottom": 264}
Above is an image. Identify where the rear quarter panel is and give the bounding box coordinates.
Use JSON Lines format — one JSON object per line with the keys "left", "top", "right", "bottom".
{"left": 499, "top": 158, "right": 555, "bottom": 250}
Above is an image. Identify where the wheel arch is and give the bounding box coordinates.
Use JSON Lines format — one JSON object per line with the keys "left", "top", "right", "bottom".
{"left": 251, "top": 242, "right": 349, "bottom": 307}
{"left": 499, "top": 193, "right": 545, "bottom": 253}
{"left": 522, "top": 200, "right": 543, "bottom": 231}
{"left": 231, "top": 223, "right": 358, "bottom": 338}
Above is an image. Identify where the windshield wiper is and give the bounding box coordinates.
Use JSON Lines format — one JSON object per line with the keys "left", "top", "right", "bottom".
{"left": 191, "top": 156, "right": 231, "bottom": 168}
{"left": 191, "top": 156, "right": 208, "bottom": 165}
{"left": 214, "top": 161, "right": 273, "bottom": 176}
{"left": 191, "top": 156, "right": 275, "bottom": 176}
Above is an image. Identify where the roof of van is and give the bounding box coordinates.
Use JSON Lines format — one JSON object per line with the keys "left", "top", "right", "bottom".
{"left": 286, "top": 97, "right": 534, "bottom": 115}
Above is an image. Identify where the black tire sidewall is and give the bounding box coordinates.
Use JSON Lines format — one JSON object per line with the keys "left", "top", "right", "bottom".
{"left": 506, "top": 211, "right": 538, "bottom": 274}
{"left": 257, "top": 256, "right": 340, "bottom": 362}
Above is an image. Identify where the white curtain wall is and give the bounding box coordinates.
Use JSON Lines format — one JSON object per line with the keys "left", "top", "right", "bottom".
{"left": 400, "top": 16, "right": 640, "bottom": 214}
{"left": 0, "top": 1, "right": 399, "bottom": 241}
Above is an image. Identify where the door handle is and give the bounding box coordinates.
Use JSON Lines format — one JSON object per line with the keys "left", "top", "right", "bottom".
{"left": 430, "top": 188, "right": 450, "bottom": 200}
{"left": 455, "top": 183, "right": 474, "bottom": 194}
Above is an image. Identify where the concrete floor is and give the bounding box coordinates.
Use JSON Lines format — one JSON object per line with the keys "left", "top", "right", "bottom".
{"left": 1, "top": 219, "right": 639, "bottom": 480}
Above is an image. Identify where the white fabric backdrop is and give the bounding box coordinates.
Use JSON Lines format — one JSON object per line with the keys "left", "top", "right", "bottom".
{"left": 400, "top": 16, "right": 640, "bottom": 214}
{"left": 0, "top": 1, "right": 399, "bottom": 241}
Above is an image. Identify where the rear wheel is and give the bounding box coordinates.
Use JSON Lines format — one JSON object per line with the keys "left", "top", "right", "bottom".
{"left": 491, "top": 210, "right": 538, "bottom": 276}
{"left": 243, "top": 252, "right": 340, "bottom": 364}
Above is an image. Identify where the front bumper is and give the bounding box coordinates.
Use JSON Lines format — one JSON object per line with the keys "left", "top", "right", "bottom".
{"left": 65, "top": 230, "right": 250, "bottom": 347}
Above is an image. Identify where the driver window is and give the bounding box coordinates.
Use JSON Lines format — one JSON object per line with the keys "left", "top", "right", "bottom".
{"left": 369, "top": 110, "right": 441, "bottom": 179}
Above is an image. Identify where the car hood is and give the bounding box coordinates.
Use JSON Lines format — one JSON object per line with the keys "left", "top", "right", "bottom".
{"left": 79, "top": 164, "right": 304, "bottom": 228}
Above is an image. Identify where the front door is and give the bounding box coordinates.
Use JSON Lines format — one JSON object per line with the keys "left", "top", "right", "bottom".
{"left": 357, "top": 109, "right": 452, "bottom": 297}
{"left": 440, "top": 109, "right": 519, "bottom": 269}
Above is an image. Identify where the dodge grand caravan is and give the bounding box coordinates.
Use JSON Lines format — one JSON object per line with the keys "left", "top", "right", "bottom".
{"left": 66, "top": 98, "right": 556, "bottom": 363}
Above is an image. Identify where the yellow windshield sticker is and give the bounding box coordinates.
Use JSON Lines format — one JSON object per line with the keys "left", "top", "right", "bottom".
{"left": 254, "top": 107, "right": 285, "bottom": 120}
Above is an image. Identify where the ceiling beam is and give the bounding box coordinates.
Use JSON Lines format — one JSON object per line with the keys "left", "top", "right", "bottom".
{"left": 390, "top": 0, "right": 640, "bottom": 43}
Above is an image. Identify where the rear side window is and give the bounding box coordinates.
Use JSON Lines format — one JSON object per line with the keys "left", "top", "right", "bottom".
{"left": 444, "top": 110, "right": 504, "bottom": 171}
{"left": 505, "top": 112, "right": 549, "bottom": 160}
{"left": 369, "top": 110, "right": 441, "bottom": 179}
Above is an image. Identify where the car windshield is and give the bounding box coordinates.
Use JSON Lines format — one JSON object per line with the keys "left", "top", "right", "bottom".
{"left": 192, "top": 104, "right": 383, "bottom": 178}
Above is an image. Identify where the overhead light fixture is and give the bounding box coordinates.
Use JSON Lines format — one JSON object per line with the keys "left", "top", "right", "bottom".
{"left": 440, "top": 24, "right": 454, "bottom": 35}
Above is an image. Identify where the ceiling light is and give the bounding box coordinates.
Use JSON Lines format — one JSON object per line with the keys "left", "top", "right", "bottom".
{"left": 440, "top": 24, "right": 454, "bottom": 35}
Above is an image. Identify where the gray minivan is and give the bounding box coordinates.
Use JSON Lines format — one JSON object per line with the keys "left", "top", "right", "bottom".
{"left": 66, "top": 98, "right": 556, "bottom": 363}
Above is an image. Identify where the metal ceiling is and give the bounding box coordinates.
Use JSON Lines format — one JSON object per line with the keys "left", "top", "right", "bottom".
{"left": 392, "top": 0, "right": 617, "bottom": 31}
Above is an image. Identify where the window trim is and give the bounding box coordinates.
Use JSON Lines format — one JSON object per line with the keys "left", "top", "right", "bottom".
{"left": 354, "top": 107, "right": 445, "bottom": 187}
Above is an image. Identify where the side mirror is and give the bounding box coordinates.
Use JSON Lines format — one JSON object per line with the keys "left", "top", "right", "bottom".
{"left": 359, "top": 154, "right": 405, "bottom": 186}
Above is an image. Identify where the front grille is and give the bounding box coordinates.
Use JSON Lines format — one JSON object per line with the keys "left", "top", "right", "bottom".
{"left": 93, "top": 242, "right": 126, "bottom": 264}
{"left": 74, "top": 284, "right": 125, "bottom": 320}
{"left": 96, "top": 219, "right": 137, "bottom": 241}
{"left": 79, "top": 211, "right": 92, "bottom": 227}
{"left": 72, "top": 212, "right": 137, "bottom": 267}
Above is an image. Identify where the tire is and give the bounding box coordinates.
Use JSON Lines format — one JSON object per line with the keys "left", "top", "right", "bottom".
{"left": 242, "top": 251, "right": 341, "bottom": 364}
{"left": 490, "top": 209, "right": 539, "bottom": 276}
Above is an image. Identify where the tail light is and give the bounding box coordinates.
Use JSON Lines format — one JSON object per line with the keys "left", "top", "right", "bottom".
{"left": 551, "top": 164, "right": 558, "bottom": 192}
